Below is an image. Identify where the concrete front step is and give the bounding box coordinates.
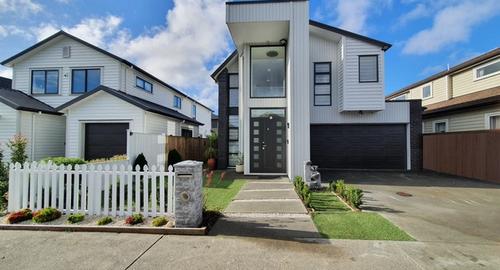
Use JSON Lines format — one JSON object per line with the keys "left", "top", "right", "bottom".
{"left": 235, "top": 189, "right": 298, "bottom": 200}
{"left": 225, "top": 199, "right": 307, "bottom": 214}
{"left": 242, "top": 182, "right": 294, "bottom": 191}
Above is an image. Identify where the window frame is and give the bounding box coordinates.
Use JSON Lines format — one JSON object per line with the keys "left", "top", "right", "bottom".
{"left": 227, "top": 114, "right": 240, "bottom": 167}
{"left": 313, "top": 62, "right": 332, "bottom": 106}
{"left": 485, "top": 111, "right": 500, "bottom": 130}
{"left": 135, "top": 76, "right": 153, "bottom": 93}
{"left": 173, "top": 95, "right": 182, "bottom": 109}
{"left": 432, "top": 119, "right": 448, "bottom": 133}
{"left": 250, "top": 45, "right": 287, "bottom": 99}
{"left": 358, "top": 55, "right": 379, "bottom": 83}
{"left": 30, "top": 69, "right": 60, "bottom": 95}
{"left": 192, "top": 104, "right": 197, "bottom": 118}
{"left": 422, "top": 83, "right": 433, "bottom": 100}
{"left": 473, "top": 58, "right": 500, "bottom": 81}
{"left": 228, "top": 73, "right": 239, "bottom": 108}
{"left": 71, "top": 68, "right": 101, "bottom": 94}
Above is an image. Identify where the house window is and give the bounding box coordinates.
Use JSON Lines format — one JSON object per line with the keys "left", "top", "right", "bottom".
{"left": 474, "top": 59, "right": 500, "bottom": 80}
{"left": 313, "top": 62, "right": 331, "bottom": 106}
{"left": 250, "top": 46, "right": 285, "bottom": 98}
{"left": 433, "top": 120, "right": 448, "bottom": 133}
{"left": 72, "top": 69, "right": 101, "bottom": 94}
{"left": 358, "top": 55, "right": 378, "bottom": 83}
{"left": 486, "top": 112, "right": 500, "bottom": 129}
{"left": 173, "top": 96, "right": 182, "bottom": 109}
{"left": 228, "top": 115, "right": 239, "bottom": 167}
{"left": 136, "top": 77, "right": 153, "bottom": 93}
{"left": 192, "top": 104, "right": 197, "bottom": 118}
{"left": 181, "top": 128, "right": 193, "bottom": 137}
{"left": 31, "top": 70, "right": 59, "bottom": 94}
{"left": 229, "top": 74, "right": 239, "bottom": 107}
{"left": 422, "top": 84, "right": 432, "bottom": 99}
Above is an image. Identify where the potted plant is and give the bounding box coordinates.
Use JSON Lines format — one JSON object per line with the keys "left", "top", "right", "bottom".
{"left": 235, "top": 153, "right": 244, "bottom": 173}
{"left": 205, "top": 132, "right": 217, "bottom": 170}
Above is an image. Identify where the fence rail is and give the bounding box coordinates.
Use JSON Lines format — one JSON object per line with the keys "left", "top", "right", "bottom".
{"left": 8, "top": 162, "right": 175, "bottom": 217}
{"left": 423, "top": 130, "right": 500, "bottom": 184}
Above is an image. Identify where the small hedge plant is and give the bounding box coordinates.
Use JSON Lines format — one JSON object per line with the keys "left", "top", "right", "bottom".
{"left": 41, "top": 157, "right": 87, "bottom": 166}
{"left": 32, "top": 207, "right": 62, "bottom": 223}
{"left": 330, "top": 179, "right": 364, "bottom": 209}
{"left": 67, "top": 213, "right": 85, "bottom": 224}
{"left": 6, "top": 208, "right": 32, "bottom": 224}
{"left": 152, "top": 216, "right": 168, "bottom": 227}
{"left": 97, "top": 216, "right": 113, "bottom": 226}
{"left": 167, "top": 149, "right": 183, "bottom": 167}
{"left": 293, "top": 176, "right": 311, "bottom": 208}
{"left": 125, "top": 213, "right": 144, "bottom": 225}
{"left": 133, "top": 153, "right": 148, "bottom": 171}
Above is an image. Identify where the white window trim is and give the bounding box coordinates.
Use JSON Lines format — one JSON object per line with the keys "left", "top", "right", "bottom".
{"left": 422, "top": 83, "right": 433, "bottom": 100}
{"left": 473, "top": 58, "right": 500, "bottom": 81}
{"left": 432, "top": 119, "right": 449, "bottom": 133}
{"left": 484, "top": 111, "right": 500, "bottom": 129}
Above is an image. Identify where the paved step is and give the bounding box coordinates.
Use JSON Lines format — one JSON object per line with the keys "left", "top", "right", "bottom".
{"left": 225, "top": 199, "right": 307, "bottom": 215}
{"left": 235, "top": 189, "right": 298, "bottom": 200}
{"left": 242, "top": 182, "right": 294, "bottom": 191}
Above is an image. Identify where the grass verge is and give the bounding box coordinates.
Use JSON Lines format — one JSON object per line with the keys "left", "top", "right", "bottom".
{"left": 203, "top": 171, "right": 246, "bottom": 211}
{"left": 310, "top": 192, "right": 414, "bottom": 241}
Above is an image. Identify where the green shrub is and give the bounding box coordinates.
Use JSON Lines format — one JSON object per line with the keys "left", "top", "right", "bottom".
{"left": 125, "top": 213, "right": 144, "bottom": 225}
{"left": 167, "top": 149, "right": 183, "bottom": 167}
{"left": 67, "top": 213, "right": 85, "bottom": 224}
{"left": 0, "top": 146, "right": 7, "bottom": 181}
{"left": 97, "top": 216, "right": 113, "bottom": 226}
{"left": 133, "top": 153, "right": 148, "bottom": 171}
{"left": 6, "top": 208, "right": 32, "bottom": 224}
{"left": 88, "top": 154, "right": 127, "bottom": 164}
{"left": 41, "top": 157, "right": 87, "bottom": 166}
{"left": 32, "top": 207, "right": 62, "bottom": 223}
{"left": 346, "top": 187, "right": 363, "bottom": 208}
{"left": 7, "top": 135, "right": 28, "bottom": 164}
{"left": 334, "top": 180, "right": 346, "bottom": 195}
{"left": 152, "top": 216, "right": 168, "bottom": 227}
{"left": 0, "top": 146, "right": 7, "bottom": 208}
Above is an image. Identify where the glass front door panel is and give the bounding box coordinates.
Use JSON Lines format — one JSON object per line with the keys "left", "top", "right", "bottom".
{"left": 250, "top": 108, "right": 286, "bottom": 173}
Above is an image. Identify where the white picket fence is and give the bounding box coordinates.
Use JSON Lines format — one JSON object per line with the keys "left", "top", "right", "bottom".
{"left": 7, "top": 162, "right": 175, "bottom": 217}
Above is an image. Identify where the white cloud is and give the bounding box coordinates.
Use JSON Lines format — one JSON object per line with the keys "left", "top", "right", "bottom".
{"left": 0, "top": 68, "right": 12, "bottom": 79}
{"left": 403, "top": 0, "right": 500, "bottom": 55}
{"left": 419, "top": 64, "right": 445, "bottom": 76}
{"left": 0, "top": 0, "right": 42, "bottom": 16}
{"left": 0, "top": 25, "right": 31, "bottom": 39}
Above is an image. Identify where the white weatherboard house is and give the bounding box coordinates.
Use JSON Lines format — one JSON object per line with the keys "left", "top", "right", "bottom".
{"left": 0, "top": 31, "right": 212, "bottom": 162}
{"left": 212, "top": 0, "right": 422, "bottom": 178}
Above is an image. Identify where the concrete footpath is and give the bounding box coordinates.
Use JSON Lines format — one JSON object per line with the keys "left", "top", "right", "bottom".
{"left": 210, "top": 178, "right": 322, "bottom": 241}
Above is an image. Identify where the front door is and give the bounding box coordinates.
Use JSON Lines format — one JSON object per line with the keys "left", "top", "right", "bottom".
{"left": 250, "top": 108, "right": 286, "bottom": 173}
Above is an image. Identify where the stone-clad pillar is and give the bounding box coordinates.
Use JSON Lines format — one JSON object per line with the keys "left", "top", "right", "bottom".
{"left": 173, "top": 161, "right": 203, "bottom": 228}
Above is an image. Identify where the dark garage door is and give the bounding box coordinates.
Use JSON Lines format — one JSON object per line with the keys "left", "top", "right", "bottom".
{"left": 311, "top": 124, "right": 406, "bottom": 170}
{"left": 85, "top": 123, "right": 129, "bottom": 160}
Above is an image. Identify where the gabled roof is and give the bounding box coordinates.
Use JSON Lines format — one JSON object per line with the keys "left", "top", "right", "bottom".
{"left": 1, "top": 31, "right": 213, "bottom": 112}
{"left": 0, "top": 88, "right": 61, "bottom": 115}
{"left": 211, "top": 20, "right": 392, "bottom": 81}
{"left": 387, "top": 47, "right": 500, "bottom": 100}
{"left": 56, "top": 85, "right": 203, "bottom": 126}
{"left": 0, "top": 77, "right": 12, "bottom": 89}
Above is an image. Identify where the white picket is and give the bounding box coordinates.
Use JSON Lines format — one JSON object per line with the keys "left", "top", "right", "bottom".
{"left": 135, "top": 165, "right": 140, "bottom": 213}
{"left": 73, "top": 165, "right": 80, "bottom": 213}
{"left": 167, "top": 165, "right": 174, "bottom": 213}
{"left": 21, "top": 163, "right": 29, "bottom": 208}
{"left": 57, "top": 165, "right": 64, "bottom": 210}
{"left": 81, "top": 165, "right": 88, "bottom": 214}
{"left": 111, "top": 165, "right": 118, "bottom": 216}
{"left": 50, "top": 164, "right": 57, "bottom": 208}
{"left": 119, "top": 165, "right": 125, "bottom": 216}
{"left": 103, "top": 165, "right": 110, "bottom": 216}
{"left": 36, "top": 164, "right": 43, "bottom": 210}
{"left": 143, "top": 166, "right": 149, "bottom": 216}
{"left": 151, "top": 165, "right": 157, "bottom": 216}
{"left": 95, "top": 165, "right": 103, "bottom": 216}
{"left": 159, "top": 165, "right": 165, "bottom": 215}
{"left": 127, "top": 165, "right": 133, "bottom": 215}
{"left": 88, "top": 165, "right": 95, "bottom": 215}
{"left": 29, "top": 163, "right": 36, "bottom": 209}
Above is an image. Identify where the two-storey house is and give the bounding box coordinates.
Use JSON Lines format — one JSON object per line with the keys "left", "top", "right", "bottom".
{"left": 0, "top": 31, "right": 212, "bottom": 161}
{"left": 212, "top": 0, "right": 422, "bottom": 178}
{"left": 387, "top": 48, "right": 500, "bottom": 134}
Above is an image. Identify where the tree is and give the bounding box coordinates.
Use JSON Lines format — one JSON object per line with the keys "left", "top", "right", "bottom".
{"left": 7, "top": 135, "right": 28, "bottom": 164}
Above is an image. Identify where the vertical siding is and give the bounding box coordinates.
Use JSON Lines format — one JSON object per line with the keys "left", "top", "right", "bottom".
{"left": 32, "top": 113, "right": 66, "bottom": 160}
{"left": 452, "top": 67, "right": 500, "bottom": 97}
{"left": 424, "top": 104, "right": 500, "bottom": 133}
{"left": 12, "top": 36, "right": 121, "bottom": 107}
{"left": 337, "top": 37, "right": 344, "bottom": 111}
{"left": 64, "top": 91, "right": 145, "bottom": 158}
{"left": 227, "top": 2, "right": 291, "bottom": 22}
{"left": 341, "top": 37, "right": 384, "bottom": 111}
{"left": 144, "top": 112, "right": 175, "bottom": 135}
{"left": 0, "top": 103, "right": 19, "bottom": 162}
{"left": 196, "top": 106, "right": 212, "bottom": 137}
{"left": 19, "top": 112, "right": 33, "bottom": 161}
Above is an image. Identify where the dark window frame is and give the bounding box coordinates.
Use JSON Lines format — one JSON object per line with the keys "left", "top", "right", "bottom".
{"left": 250, "top": 45, "right": 287, "bottom": 99}
{"left": 192, "top": 104, "right": 197, "bottom": 119}
{"left": 71, "top": 68, "right": 101, "bottom": 94}
{"left": 173, "top": 95, "right": 182, "bottom": 109}
{"left": 228, "top": 73, "right": 239, "bottom": 108}
{"left": 31, "top": 69, "right": 59, "bottom": 95}
{"left": 313, "top": 62, "right": 332, "bottom": 106}
{"left": 358, "top": 55, "right": 379, "bottom": 83}
{"left": 227, "top": 114, "right": 239, "bottom": 167}
{"left": 135, "top": 76, "right": 153, "bottom": 93}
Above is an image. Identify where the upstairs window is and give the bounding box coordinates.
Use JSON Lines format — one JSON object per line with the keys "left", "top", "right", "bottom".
{"left": 251, "top": 46, "right": 285, "bottom": 98}
{"left": 174, "top": 95, "right": 182, "bottom": 109}
{"left": 136, "top": 77, "right": 153, "bottom": 93}
{"left": 31, "top": 70, "right": 59, "bottom": 94}
{"left": 486, "top": 112, "right": 500, "bottom": 130}
{"left": 474, "top": 59, "right": 500, "bottom": 80}
{"left": 229, "top": 74, "right": 239, "bottom": 107}
{"left": 433, "top": 120, "right": 448, "bottom": 133}
{"left": 72, "top": 69, "right": 101, "bottom": 94}
{"left": 313, "top": 62, "right": 332, "bottom": 106}
{"left": 192, "top": 104, "right": 197, "bottom": 118}
{"left": 422, "top": 84, "right": 432, "bottom": 99}
{"left": 358, "top": 55, "right": 378, "bottom": 83}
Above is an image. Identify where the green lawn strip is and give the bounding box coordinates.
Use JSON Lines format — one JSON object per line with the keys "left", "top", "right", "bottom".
{"left": 203, "top": 171, "right": 246, "bottom": 211}
{"left": 310, "top": 191, "right": 414, "bottom": 241}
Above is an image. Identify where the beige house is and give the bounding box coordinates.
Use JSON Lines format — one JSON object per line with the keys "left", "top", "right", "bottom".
{"left": 387, "top": 48, "right": 500, "bottom": 133}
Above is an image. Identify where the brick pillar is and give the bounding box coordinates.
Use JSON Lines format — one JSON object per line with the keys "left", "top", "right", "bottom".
{"left": 409, "top": 100, "right": 423, "bottom": 171}
{"left": 173, "top": 160, "right": 203, "bottom": 228}
{"left": 217, "top": 69, "right": 229, "bottom": 169}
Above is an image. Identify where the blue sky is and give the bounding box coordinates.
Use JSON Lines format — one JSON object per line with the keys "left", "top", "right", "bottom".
{"left": 0, "top": 0, "right": 499, "bottom": 109}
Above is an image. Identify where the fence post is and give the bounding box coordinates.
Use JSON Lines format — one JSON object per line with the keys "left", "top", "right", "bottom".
{"left": 7, "top": 163, "right": 15, "bottom": 212}
{"left": 173, "top": 160, "right": 203, "bottom": 228}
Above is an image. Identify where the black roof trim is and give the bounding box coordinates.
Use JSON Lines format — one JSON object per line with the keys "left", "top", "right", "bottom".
{"left": 387, "top": 47, "right": 500, "bottom": 99}
{"left": 226, "top": 0, "right": 306, "bottom": 5}
{"left": 211, "top": 50, "right": 237, "bottom": 80}
{"left": 56, "top": 86, "right": 203, "bottom": 126}
{"left": 0, "top": 88, "right": 62, "bottom": 115}
{"left": 309, "top": 20, "right": 392, "bottom": 51}
{"left": 1, "top": 31, "right": 213, "bottom": 112}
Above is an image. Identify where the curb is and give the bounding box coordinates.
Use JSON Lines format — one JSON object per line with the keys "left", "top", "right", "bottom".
{"left": 0, "top": 224, "right": 207, "bottom": 235}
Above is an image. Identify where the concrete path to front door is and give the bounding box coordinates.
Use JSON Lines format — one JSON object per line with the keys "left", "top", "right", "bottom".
{"left": 210, "top": 177, "right": 322, "bottom": 242}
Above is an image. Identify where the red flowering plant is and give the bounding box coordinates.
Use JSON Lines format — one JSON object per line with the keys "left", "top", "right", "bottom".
{"left": 6, "top": 208, "right": 32, "bottom": 224}
{"left": 125, "top": 213, "right": 144, "bottom": 225}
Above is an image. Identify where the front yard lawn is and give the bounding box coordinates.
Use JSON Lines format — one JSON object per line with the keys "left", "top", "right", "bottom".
{"left": 203, "top": 171, "right": 245, "bottom": 211}
{"left": 310, "top": 192, "right": 414, "bottom": 241}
